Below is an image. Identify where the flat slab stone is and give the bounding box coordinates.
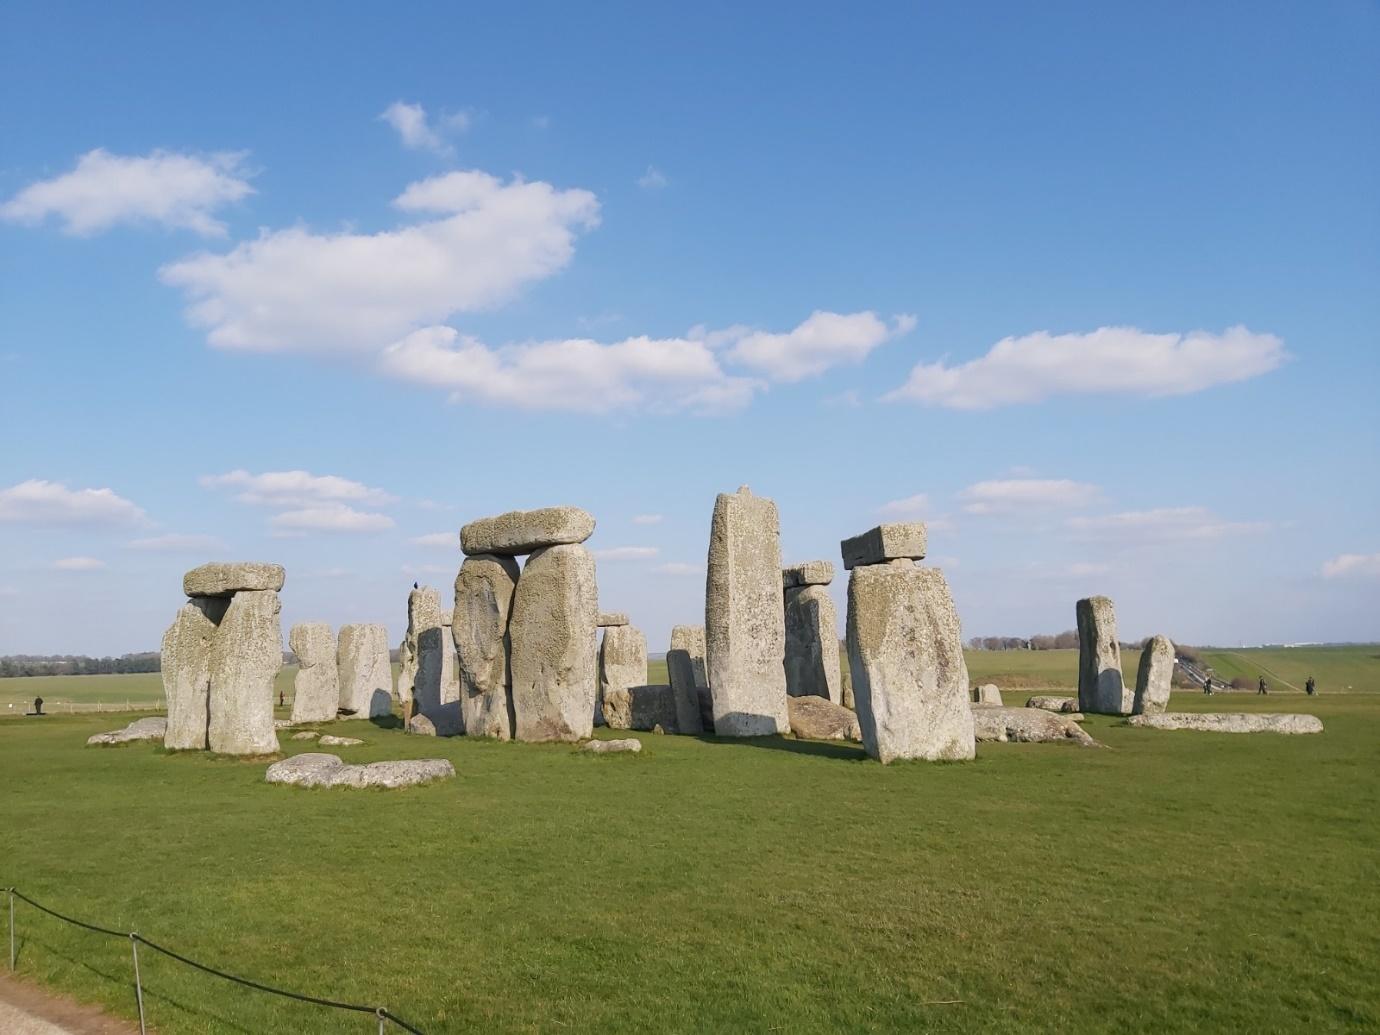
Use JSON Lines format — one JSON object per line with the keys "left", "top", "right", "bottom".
{"left": 581, "top": 738, "right": 642, "bottom": 754}
{"left": 840, "top": 524, "right": 926, "bottom": 571}
{"left": 1026, "top": 695, "right": 1078, "bottom": 713}
{"left": 318, "top": 734, "right": 363, "bottom": 746}
{"left": 87, "top": 716, "right": 167, "bottom": 746}
{"left": 1127, "top": 713, "right": 1323, "bottom": 734}
{"left": 460, "top": 506, "right": 595, "bottom": 556}
{"left": 597, "top": 611, "right": 629, "bottom": 627}
{"left": 782, "top": 561, "right": 834, "bottom": 588}
{"left": 972, "top": 706, "right": 1100, "bottom": 746}
{"left": 787, "top": 696, "right": 860, "bottom": 741}
{"left": 183, "top": 562, "right": 285, "bottom": 598}
{"left": 265, "top": 753, "right": 455, "bottom": 789}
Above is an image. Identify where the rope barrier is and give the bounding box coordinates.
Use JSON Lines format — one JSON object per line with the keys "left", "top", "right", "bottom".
{"left": 5, "top": 886, "right": 426, "bottom": 1033}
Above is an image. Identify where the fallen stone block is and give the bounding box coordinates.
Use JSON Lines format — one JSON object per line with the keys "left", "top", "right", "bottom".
{"left": 265, "top": 753, "right": 455, "bottom": 789}
{"left": 1127, "top": 713, "right": 1323, "bottom": 734}
{"left": 581, "top": 738, "right": 642, "bottom": 754}
{"left": 183, "top": 562, "right": 285, "bottom": 598}
{"left": 971, "top": 707, "right": 1100, "bottom": 746}
{"left": 840, "top": 523, "right": 926, "bottom": 571}
{"left": 290, "top": 731, "right": 319, "bottom": 741}
{"left": 1025, "top": 695, "right": 1079, "bottom": 713}
{"left": 87, "top": 716, "right": 167, "bottom": 746}
{"left": 787, "top": 696, "right": 860, "bottom": 742}
{"left": 460, "top": 506, "right": 595, "bottom": 556}
{"left": 318, "top": 734, "right": 364, "bottom": 746}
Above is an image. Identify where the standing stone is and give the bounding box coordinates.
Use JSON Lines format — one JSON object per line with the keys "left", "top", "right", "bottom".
{"left": 705, "top": 487, "right": 789, "bottom": 736}
{"left": 439, "top": 612, "right": 460, "bottom": 730}
{"left": 784, "top": 581, "right": 842, "bottom": 704}
{"left": 972, "top": 683, "right": 1003, "bottom": 706}
{"left": 1076, "top": 596, "right": 1130, "bottom": 715}
{"left": 399, "top": 587, "right": 454, "bottom": 733}
{"left": 289, "top": 622, "right": 339, "bottom": 724}
{"left": 161, "top": 597, "right": 226, "bottom": 750}
{"left": 603, "top": 684, "right": 680, "bottom": 732}
{"left": 337, "top": 624, "right": 394, "bottom": 719}
{"left": 598, "top": 625, "right": 648, "bottom": 727}
{"left": 1133, "top": 634, "right": 1175, "bottom": 716}
{"left": 846, "top": 559, "right": 975, "bottom": 763}
{"left": 667, "top": 624, "right": 712, "bottom": 733}
{"left": 917, "top": 567, "right": 970, "bottom": 703}
{"left": 207, "top": 589, "right": 281, "bottom": 755}
{"left": 509, "top": 544, "right": 599, "bottom": 742}
{"left": 460, "top": 506, "right": 595, "bottom": 556}
{"left": 453, "top": 554, "right": 520, "bottom": 739}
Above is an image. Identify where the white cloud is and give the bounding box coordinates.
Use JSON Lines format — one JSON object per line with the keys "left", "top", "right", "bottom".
{"left": 0, "top": 480, "right": 147, "bottom": 527}
{"left": 631, "top": 514, "right": 664, "bottom": 525}
{"left": 1064, "top": 562, "right": 1111, "bottom": 578}
{"left": 961, "top": 479, "right": 1102, "bottom": 515}
{"left": 0, "top": 586, "right": 18, "bottom": 597}
{"left": 637, "top": 165, "right": 668, "bottom": 190}
{"left": 410, "top": 532, "right": 457, "bottom": 549}
{"left": 728, "top": 311, "right": 915, "bottom": 382}
{"left": 654, "top": 562, "right": 702, "bottom": 576}
{"left": 1, "top": 149, "right": 252, "bottom": 237}
{"left": 200, "top": 470, "right": 395, "bottom": 508}
{"left": 270, "top": 505, "right": 395, "bottom": 533}
{"left": 1321, "top": 553, "right": 1380, "bottom": 579}
{"left": 126, "top": 533, "right": 226, "bottom": 553}
{"left": 160, "top": 170, "right": 600, "bottom": 354}
{"left": 53, "top": 556, "right": 106, "bottom": 571}
{"left": 402, "top": 563, "right": 454, "bottom": 577}
{"left": 886, "top": 325, "right": 1287, "bottom": 409}
{"left": 379, "top": 101, "right": 469, "bottom": 155}
{"left": 592, "top": 546, "right": 660, "bottom": 561}
{"left": 1068, "top": 507, "right": 1268, "bottom": 543}
{"left": 878, "top": 493, "right": 931, "bottom": 518}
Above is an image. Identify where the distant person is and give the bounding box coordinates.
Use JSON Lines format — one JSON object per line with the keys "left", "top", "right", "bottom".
{"left": 33, "top": 696, "right": 44, "bottom": 715}
{"left": 1203, "top": 678, "right": 1213, "bottom": 695}
{"left": 278, "top": 690, "right": 285, "bottom": 708}
{"left": 1305, "top": 676, "right": 1316, "bottom": 696}
{"left": 1258, "top": 676, "right": 1268, "bottom": 695}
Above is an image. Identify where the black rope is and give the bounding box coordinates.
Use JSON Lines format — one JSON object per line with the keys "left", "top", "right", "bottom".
{"left": 8, "top": 888, "right": 427, "bottom": 1033}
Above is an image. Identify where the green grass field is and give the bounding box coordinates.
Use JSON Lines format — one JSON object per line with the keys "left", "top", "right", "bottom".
{"left": 2, "top": 678, "right": 1378, "bottom": 1032}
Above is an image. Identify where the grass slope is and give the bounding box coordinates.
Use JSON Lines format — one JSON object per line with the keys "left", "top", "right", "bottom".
{"left": 2, "top": 691, "right": 1377, "bottom": 1034}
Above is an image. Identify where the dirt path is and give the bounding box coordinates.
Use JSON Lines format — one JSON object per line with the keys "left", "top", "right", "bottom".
{"left": 0, "top": 975, "right": 137, "bottom": 1034}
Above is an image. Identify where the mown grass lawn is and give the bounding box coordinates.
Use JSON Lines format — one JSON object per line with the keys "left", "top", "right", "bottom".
{"left": 2, "top": 688, "right": 1377, "bottom": 1034}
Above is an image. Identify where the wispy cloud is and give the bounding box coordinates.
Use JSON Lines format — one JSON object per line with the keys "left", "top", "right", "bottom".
{"left": 1321, "top": 552, "right": 1380, "bottom": 579}
{"left": 637, "top": 165, "right": 668, "bottom": 190}
{"left": 961, "top": 478, "right": 1101, "bottom": 515}
{"left": 200, "top": 470, "right": 395, "bottom": 508}
{"left": 1068, "top": 507, "right": 1268, "bottom": 543}
{"left": 0, "top": 480, "right": 147, "bottom": 527}
{"left": 126, "top": 533, "right": 226, "bottom": 553}
{"left": 53, "top": 556, "right": 106, "bottom": 571}
{"left": 270, "top": 504, "right": 395, "bottom": 534}
{"left": 653, "top": 562, "right": 702, "bottom": 576}
{"left": 631, "top": 514, "right": 663, "bottom": 525}
{"left": 878, "top": 493, "right": 931, "bottom": 518}
{"left": 410, "top": 532, "right": 457, "bottom": 549}
{"left": 379, "top": 101, "right": 470, "bottom": 155}
{"left": 592, "top": 546, "right": 659, "bottom": 561}
{"left": 728, "top": 311, "right": 915, "bottom": 383}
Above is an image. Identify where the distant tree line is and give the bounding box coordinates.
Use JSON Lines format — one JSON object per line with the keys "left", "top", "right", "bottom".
{"left": 0, "top": 653, "right": 161, "bottom": 678}
{"left": 967, "top": 631, "right": 1080, "bottom": 651}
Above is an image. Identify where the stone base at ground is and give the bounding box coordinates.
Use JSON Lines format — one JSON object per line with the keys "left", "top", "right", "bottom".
{"left": 265, "top": 753, "right": 455, "bottom": 788}
{"left": 1127, "top": 713, "right": 1323, "bottom": 734}
{"left": 971, "top": 707, "right": 1100, "bottom": 746}
{"left": 1026, "top": 695, "right": 1079, "bottom": 713}
{"left": 787, "top": 696, "right": 861, "bottom": 741}
{"left": 581, "top": 738, "right": 642, "bottom": 754}
{"left": 86, "top": 716, "right": 167, "bottom": 746}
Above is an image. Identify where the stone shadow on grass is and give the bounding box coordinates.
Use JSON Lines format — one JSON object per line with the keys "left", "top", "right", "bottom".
{"left": 698, "top": 734, "right": 868, "bottom": 761}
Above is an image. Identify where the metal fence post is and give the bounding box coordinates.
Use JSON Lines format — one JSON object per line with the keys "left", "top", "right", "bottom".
{"left": 377, "top": 1007, "right": 388, "bottom": 1034}
{"left": 129, "top": 934, "right": 147, "bottom": 1035}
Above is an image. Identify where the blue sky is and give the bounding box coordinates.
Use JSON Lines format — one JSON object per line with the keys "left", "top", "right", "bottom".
{"left": 2, "top": 1, "right": 1377, "bottom": 655}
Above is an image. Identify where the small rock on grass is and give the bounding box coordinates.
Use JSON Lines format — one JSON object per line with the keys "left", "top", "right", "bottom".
{"left": 290, "top": 731, "right": 319, "bottom": 741}
{"left": 581, "top": 738, "right": 642, "bottom": 754}
{"left": 318, "top": 734, "right": 363, "bottom": 746}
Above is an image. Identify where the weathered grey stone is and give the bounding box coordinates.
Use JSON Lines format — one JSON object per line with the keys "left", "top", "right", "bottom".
{"left": 265, "top": 753, "right": 455, "bottom": 789}
{"left": 453, "top": 554, "right": 520, "bottom": 740}
{"left": 407, "top": 714, "right": 437, "bottom": 736}
{"left": 337, "top": 624, "right": 393, "bottom": 719}
{"left": 1127, "top": 713, "right": 1323, "bottom": 734}
{"left": 917, "top": 567, "right": 970, "bottom": 704}
{"left": 1076, "top": 596, "right": 1130, "bottom": 715}
{"left": 971, "top": 707, "right": 1100, "bottom": 746}
{"left": 273, "top": 719, "right": 294, "bottom": 729}
{"left": 1132, "top": 635, "right": 1175, "bottom": 716}
{"left": 581, "top": 738, "right": 642, "bottom": 754}
{"left": 667, "top": 624, "right": 711, "bottom": 731}
{"left": 207, "top": 589, "right": 281, "bottom": 755}
{"left": 1026, "top": 695, "right": 1079, "bottom": 713}
{"left": 598, "top": 625, "right": 647, "bottom": 727}
{"left": 782, "top": 561, "right": 834, "bottom": 588}
{"left": 161, "top": 596, "right": 226, "bottom": 750}
{"left": 182, "top": 562, "right": 285, "bottom": 598}
{"left": 972, "top": 683, "right": 1003, "bottom": 706}
{"left": 596, "top": 611, "right": 629, "bottom": 627}
{"left": 399, "top": 586, "right": 457, "bottom": 733}
{"left": 87, "top": 716, "right": 167, "bottom": 746}
{"left": 290, "top": 730, "right": 319, "bottom": 741}
{"left": 705, "top": 487, "right": 789, "bottom": 736}
{"left": 603, "top": 684, "right": 680, "bottom": 732}
{"left": 318, "top": 734, "right": 363, "bottom": 746}
{"left": 784, "top": 584, "right": 842, "bottom": 703}
{"left": 787, "top": 696, "right": 861, "bottom": 742}
{"left": 840, "top": 524, "right": 927, "bottom": 571}
{"left": 510, "top": 543, "right": 599, "bottom": 742}
{"left": 460, "top": 506, "right": 595, "bottom": 556}
{"left": 289, "top": 622, "right": 339, "bottom": 724}
{"left": 845, "top": 559, "right": 976, "bottom": 764}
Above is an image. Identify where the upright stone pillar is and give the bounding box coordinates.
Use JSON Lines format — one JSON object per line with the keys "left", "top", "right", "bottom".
{"left": 783, "top": 561, "right": 842, "bottom": 704}
{"left": 453, "top": 554, "right": 520, "bottom": 740}
{"left": 161, "top": 597, "right": 226, "bottom": 750}
{"left": 337, "top": 624, "right": 393, "bottom": 719}
{"left": 510, "top": 543, "right": 599, "bottom": 741}
{"left": 1132, "top": 634, "right": 1175, "bottom": 715}
{"left": 439, "top": 612, "right": 461, "bottom": 731}
{"left": 705, "top": 486, "right": 789, "bottom": 736}
{"left": 842, "top": 524, "right": 974, "bottom": 764}
{"left": 401, "top": 586, "right": 453, "bottom": 734}
{"left": 1076, "top": 596, "right": 1129, "bottom": 714}
{"left": 667, "top": 624, "right": 711, "bottom": 733}
{"left": 208, "top": 589, "right": 282, "bottom": 755}
{"left": 289, "top": 622, "right": 339, "bottom": 724}
{"left": 598, "top": 623, "right": 648, "bottom": 726}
